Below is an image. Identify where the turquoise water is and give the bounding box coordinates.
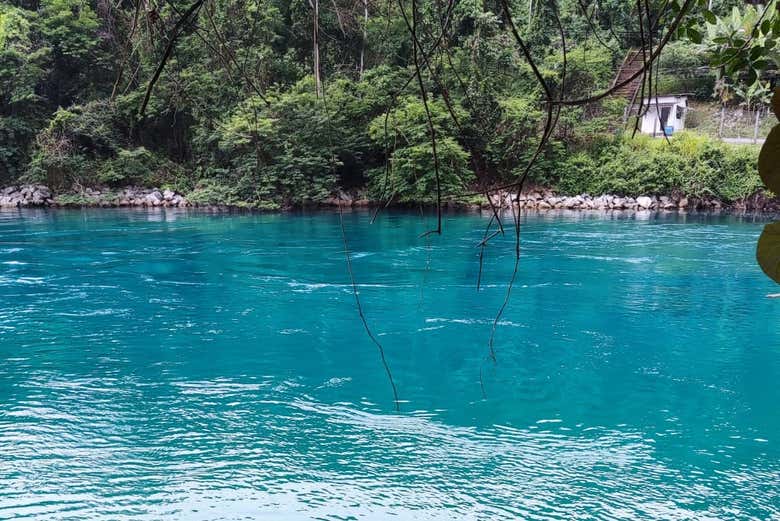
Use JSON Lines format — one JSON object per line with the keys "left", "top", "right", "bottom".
{"left": 1, "top": 208, "right": 779, "bottom": 520}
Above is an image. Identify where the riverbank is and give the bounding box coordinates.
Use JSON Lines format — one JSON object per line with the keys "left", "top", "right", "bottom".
{"left": 1, "top": 184, "right": 778, "bottom": 213}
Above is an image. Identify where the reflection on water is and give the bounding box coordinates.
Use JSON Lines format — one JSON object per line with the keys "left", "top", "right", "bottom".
{"left": 0, "top": 208, "right": 778, "bottom": 520}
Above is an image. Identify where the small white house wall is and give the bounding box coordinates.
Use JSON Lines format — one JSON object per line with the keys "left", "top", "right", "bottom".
{"left": 638, "top": 97, "right": 687, "bottom": 136}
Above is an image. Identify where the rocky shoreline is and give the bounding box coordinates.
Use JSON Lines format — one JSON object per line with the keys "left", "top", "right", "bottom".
{"left": 0, "top": 185, "right": 189, "bottom": 208}
{"left": 479, "top": 190, "right": 780, "bottom": 212}
{"left": 1, "top": 184, "right": 778, "bottom": 212}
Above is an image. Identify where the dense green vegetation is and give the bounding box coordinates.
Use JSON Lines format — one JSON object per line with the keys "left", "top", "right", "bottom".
{"left": 0, "top": 0, "right": 775, "bottom": 207}
{"left": 557, "top": 132, "right": 761, "bottom": 200}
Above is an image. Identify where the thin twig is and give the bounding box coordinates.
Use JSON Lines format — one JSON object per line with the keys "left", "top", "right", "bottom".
{"left": 338, "top": 204, "right": 401, "bottom": 412}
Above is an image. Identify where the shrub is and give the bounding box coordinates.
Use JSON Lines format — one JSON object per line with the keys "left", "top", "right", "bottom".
{"left": 556, "top": 152, "right": 598, "bottom": 194}
{"left": 26, "top": 101, "right": 186, "bottom": 189}
{"left": 368, "top": 138, "right": 471, "bottom": 203}
{"left": 656, "top": 42, "right": 715, "bottom": 100}
{"left": 367, "top": 96, "right": 473, "bottom": 202}
{"left": 0, "top": 4, "right": 51, "bottom": 182}
{"left": 26, "top": 101, "right": 121, "bottom": 187}
{"left": 186, "top": 178, "right": 280, "bottom": 210}
{"left": 103, "top": 147, "right": 185, "bottom": 188}
{"left": 554, "top": 132, "right": 760, "bottom": 201}
{"left": 191, "top": 73, "right": 400, "bottom": 206}
{"left": 485, "top": 96, "right": 542, "bottom": 180}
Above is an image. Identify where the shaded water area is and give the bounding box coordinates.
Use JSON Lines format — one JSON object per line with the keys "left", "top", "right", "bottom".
{"left": 1, "top": 208, "right": 778, "bottom": 520}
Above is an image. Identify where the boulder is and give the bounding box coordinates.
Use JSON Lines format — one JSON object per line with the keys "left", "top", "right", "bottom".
{"left": 637, "top": 196, "right": 653, "bottom": 209}
{"left": 658, "top": 196, "right": 673, "bottom": 209}
{"left": 145, "top": 192, "right": 161, "bottom": 205}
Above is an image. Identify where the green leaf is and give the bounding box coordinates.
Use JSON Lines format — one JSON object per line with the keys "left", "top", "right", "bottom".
{"left": 688, "top": 27, "right": 703, "bottom": 44}
{"left": 759, "top": 125, "right": 780, "bottom": 193}
{"left": 753, "top": 59, "right": 769, "bottom": 71}
{"left": 746, "top": 68, "right": 758, "bottom": 85}
{"left": 756, "top": 221, "right": 780, "bottom": 284}
{"left": 724, "top": 55, "right": 745, "bottom": 72}
{"left": 703, "top": 10, "right": 716, "bottom": 24}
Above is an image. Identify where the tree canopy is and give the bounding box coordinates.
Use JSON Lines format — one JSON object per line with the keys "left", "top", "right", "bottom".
{"left": 0, "top": 0, "right": 775, "bottom": 207}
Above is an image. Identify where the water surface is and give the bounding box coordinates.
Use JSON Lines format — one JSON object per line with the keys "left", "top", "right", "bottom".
{"left": 1, "top": 209, "right": 778, "bottom": 520}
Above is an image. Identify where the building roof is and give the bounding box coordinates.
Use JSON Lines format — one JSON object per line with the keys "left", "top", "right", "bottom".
{"left": 639, "top": 95, "right": 688, "bottom": 105}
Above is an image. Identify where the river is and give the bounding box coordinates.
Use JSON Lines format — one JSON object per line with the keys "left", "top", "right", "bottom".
{"left": 1, "top": 209, "right": 778, "bottom": 519}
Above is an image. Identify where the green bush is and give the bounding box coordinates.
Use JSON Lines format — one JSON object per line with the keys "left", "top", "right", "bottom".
{"left": 544, "top": 46, "right": 615, "bottom": 99}
{"left": 191, "top": 73, "right": 402, "bottom": 206}
{"left": 26, "top": 102, "right": 185, "bottom": 189}
{"left": 186, "top": 178, "right": 280, "bottom": 210}
{"left": 367, "top": 96, "right": 473, "bottom": 202}
{"left": 555, "top": 132, "right": 761, "bottom": 201}
{"left": 709, "top": 143, "right": 765, "bottom": 200}
{"left": 484, "top": 96, "right": 542, "bottom": 180}
{"left": 656, "top": 42, "right": 715, "bottom": 100}
{"left": 0, "top": 4, "right": 51, "bottom": 182}
{"left": 556, "top": 152, "right": 599, "bottom": 194}
{"left": 103, "top": 147, "right": 185, "bottom": 188}
{"left": 368, "top": 138, "right": 471, "bottom": 203}
{"left": 26, "top": 101, "right": 119, "bottom": 187}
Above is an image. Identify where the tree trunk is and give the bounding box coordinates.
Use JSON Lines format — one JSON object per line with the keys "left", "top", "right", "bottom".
{"left": 312, "top": 0, "right": 322, "bottom": 98}
{"left": 718, "top": 104, "right": 725, "bottom": 139}
{"left": 359, "top": 0, "right": 368, "bottom": 78}
{"left": 331, "top": 0, "right": 347, "bottom": 36}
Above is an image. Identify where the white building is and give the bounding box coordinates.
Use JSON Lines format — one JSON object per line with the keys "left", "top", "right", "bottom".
{"left": 636, "top": 95, "right": 688, "bottom": 137}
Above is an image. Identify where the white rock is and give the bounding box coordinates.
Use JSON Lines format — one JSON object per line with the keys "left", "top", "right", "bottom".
{"left": 637, "top": 196, "right": 653, "bottom": 209}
